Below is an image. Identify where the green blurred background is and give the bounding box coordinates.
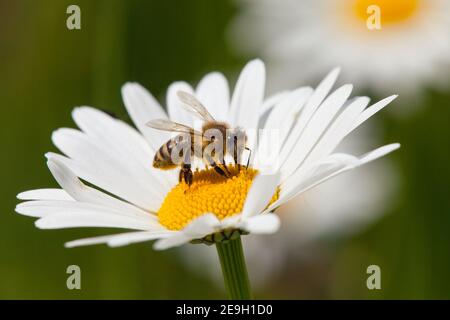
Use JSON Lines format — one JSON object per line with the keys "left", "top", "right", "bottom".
{"left": 1, "top": 0, "right": 449, "bottom": 299}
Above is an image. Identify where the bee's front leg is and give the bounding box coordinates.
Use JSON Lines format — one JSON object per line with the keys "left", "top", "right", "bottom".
{"left": 233, "top": 136, "right": 241, "bottom": 172}
{"left": 204, "top": 154, "right": 228, "bottom": 178}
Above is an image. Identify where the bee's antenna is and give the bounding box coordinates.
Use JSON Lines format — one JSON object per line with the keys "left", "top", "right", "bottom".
{"left": 245, "top": 147, "right": 252, "bottom": 169}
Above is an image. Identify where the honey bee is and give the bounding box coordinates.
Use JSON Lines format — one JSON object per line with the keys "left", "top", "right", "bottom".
{"left": 146, "top": 91, "right": 250, "bottom": 186}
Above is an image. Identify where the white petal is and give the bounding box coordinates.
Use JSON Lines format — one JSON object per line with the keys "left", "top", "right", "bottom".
{"left": 107, "top": 231, "right": 174, "bottom": 247}
{"left": 277, "top": 153, "right": 360, "bottom": 209}
{"left": 230, "top": 59, "right": 266, "bottom": 131}
{"left": 166, "top": 82, "right": 195, "bottom": 126}
{"left": 153, "top": 233, "right": 192, "bottom": 251}
{"left": 49, "top": 127, "right": 165, "bottom": 211}
{"left": 33, "top": 202, "right": 160, "bottom": 230}
{"left": 263, "top": 87, "right": 313, "bottom": 131}
{"left": 47, "top": 151, "right": 160, "bottom": 211}
{"left": 17, "top": 189, "right": 72, "bottom": 201}
{"left": 121, "top": 82, "right": 169, "bottom": 152}
{"left": 182, "top": 213, "right": 221, "bottom": 237}
{"left": 281, "top": 84, "right": 353, "bottom": 181}
{"left": 66, "top": 234, "right": 124, "bottom": 248}
{"left": 239, "top": 214, "right": 280, "bottom": 234}
{"left": 241, "top": 173, "right": 280, "bottom": 218}
{"left": 153, "top": 213, "right": 220, "bottom": 250}
{"left": 259, "top": 91, "right": 290, "bottom": 116}
{"left": 277, "top": 144, "right": 400, "bottom": 209}
{"left": 303, "top": 96, "right": 370, "bottom": 166}
{"left": 359, "top": 143, "right": 401, "bottom": 165}
{"left": 220, "top": 214, "right": 243, "bottom": 229}
{"left": 16, "top": 200, "right": 71, "bottom": 218}
{"left": 65, "top": 230, "right": 174, "bottom": 248}
{"left": 347, "top": 95, "right": 398, "bottom": 134}
{"left": 47, "top": 157, "right": 157, "bottom": 221}
{"left": 278, "top": 68, "right": 341, "bottom": 168}
{"left": 258, "top": 87, "right": 313, "bottom": 161}
{"left": 196, "top": 72, "right": 230, "bottom": 121}
{"left": 72, "top": 107, "right": 154, "bottom": 164}
{"left": 298, "top": 67, "right": 341, "bottom": 123}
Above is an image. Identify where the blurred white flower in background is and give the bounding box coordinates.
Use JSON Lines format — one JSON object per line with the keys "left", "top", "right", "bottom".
{"left": 230, "top": 0, "right": 450, "bottom": 102}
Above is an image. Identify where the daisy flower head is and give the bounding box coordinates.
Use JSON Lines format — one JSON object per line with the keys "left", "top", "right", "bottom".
{"left": 16, "top": 60, "right": 399, "bottom": 252}
{"left": 231, "top": 0, "right": 450, "bottom": 100}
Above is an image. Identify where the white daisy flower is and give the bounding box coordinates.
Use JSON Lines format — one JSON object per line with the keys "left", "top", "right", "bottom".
{"left": 231, "top": 0, "right": 450, "bottom": 97}
{"left": 15, "top": 60, "right": 399, "bottom": 252}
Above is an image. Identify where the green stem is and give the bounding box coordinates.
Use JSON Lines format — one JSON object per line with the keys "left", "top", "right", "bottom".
{"left": 215, "top": 236, "right": 252, "bottom": 300}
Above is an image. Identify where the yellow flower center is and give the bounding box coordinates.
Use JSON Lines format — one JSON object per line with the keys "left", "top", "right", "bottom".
{"left": 157, "top": 165, "right": 279, "bottom": 231}
{"left": 353, "top": 0, "right": 420, "bottom": 24}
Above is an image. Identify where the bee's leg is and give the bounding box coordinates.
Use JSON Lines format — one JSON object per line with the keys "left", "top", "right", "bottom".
{"left": 214, "top": 146, "right": 231, "bottom": 176}
{"left": 181, "top": 144, "right": 193, "bottom": 186}
{"left": 181, "top": 163, "right": 193, "bottom": 186}
{"left": 213, "top": 163, "right": 228, "bottom": 178}
{"left": 222, "top": 160, "right": 232, "bottom": 176}
{"left": 205, "top": 154, "right": 228, "bottom": 178}
{"left": 233, "top": 136, "right": 241, "bottom": 172}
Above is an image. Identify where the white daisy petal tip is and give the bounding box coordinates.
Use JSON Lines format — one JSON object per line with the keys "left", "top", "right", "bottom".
{"left": 153, "top": 233, "right": 190, "bottom": 251}
{"left": 17, "top": 191, "right": 34, "bottom": 201}
{"left": 34, "top": 218, "right": 47, "bottom": 229}
{"left": 14, "top": 204, "right": 23, "bottom": 214}
{"left": 343, "top": 83, "right": 353, "bottom": 92}
{"left": 121, "top": 81, "right": 138, "bottom": 91}
{"left": 64, "top": 242, "right": 75, "bottom": 249}
{"left": 240, "top": 214, "right": 281, "bottom": 235}
{"left": 121, "top": 82, "right": 155, "bottom": 102}
{"left": 325, "top": 67, "right": 341, "bottom": 83}
{"left": 242, "top": 59, "right": 266, "bottom": 79}
{"left": 152, "top": 213, "right": 222, "bottom": 251}
{"left": 71, "top": 106, "right": 93, "bottom": 120}
{"left": 383, "top": 94, "right": 399, "bottom": 105}
{"left": 331, "top": 66, "right": 341, "bottom": 77}
{"left": 358, "top": 143, "right": 401, "bottom": 165}
{"left": 248, "top": 58, "right": 265, "bottom": 67}
{"left": 64, "top": 240, "right": 87, "bottom": 249}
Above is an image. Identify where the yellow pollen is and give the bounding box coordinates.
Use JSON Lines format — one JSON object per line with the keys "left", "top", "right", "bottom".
{"left": 157, "top": 165, "right": 280, "bottom": 231}
{"left": 353, "top": 0, "right": 420, "bottom": 24}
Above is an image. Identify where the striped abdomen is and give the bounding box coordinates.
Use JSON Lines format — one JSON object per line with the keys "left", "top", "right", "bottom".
{"left": 153, "top": 134, "right": 195, "bottom": 170}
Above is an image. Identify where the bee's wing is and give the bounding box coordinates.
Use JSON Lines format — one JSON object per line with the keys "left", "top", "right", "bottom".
{"left": 146, "top": 119, "right": 202, "bottom": 136}
{"left": 177, "top": 91, "right": 216, "bottom": 122}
